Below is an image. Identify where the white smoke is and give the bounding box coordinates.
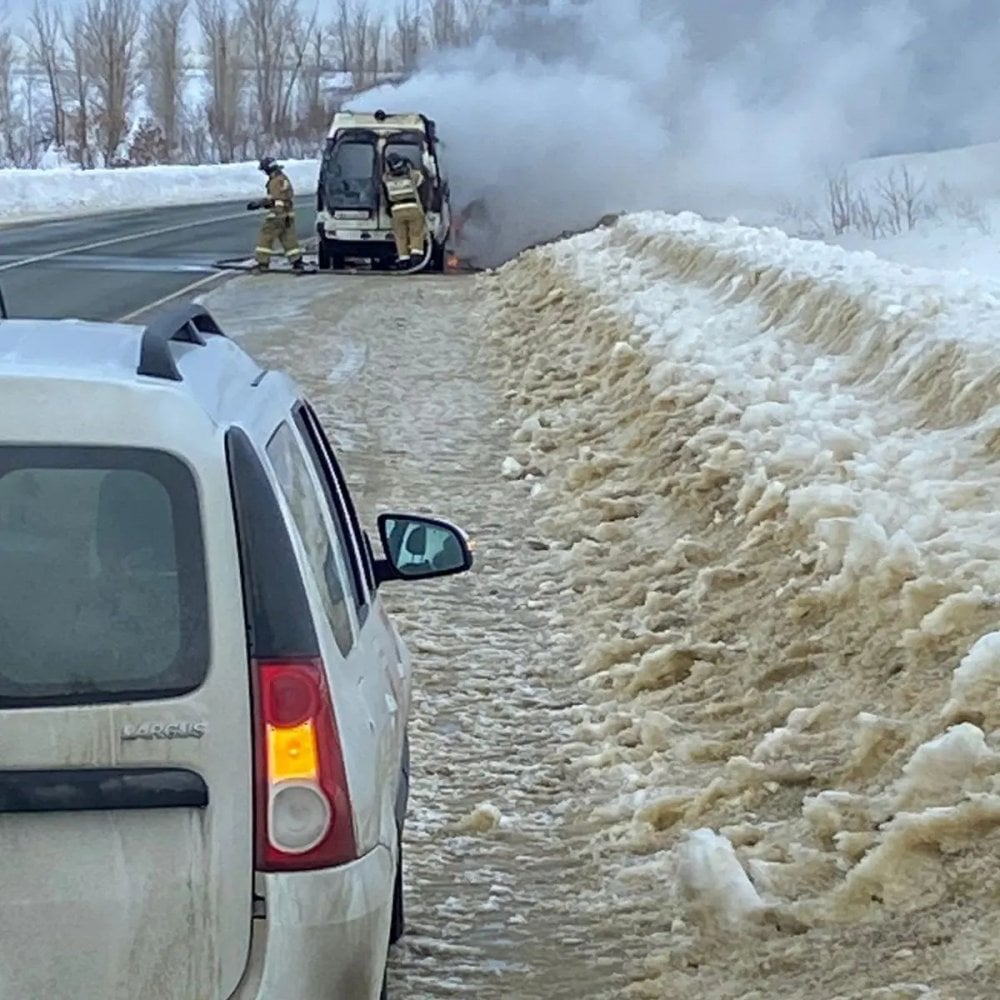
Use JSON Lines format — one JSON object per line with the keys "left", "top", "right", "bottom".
{"left": 348, "top": 0, "right": 998, "bottom": 267}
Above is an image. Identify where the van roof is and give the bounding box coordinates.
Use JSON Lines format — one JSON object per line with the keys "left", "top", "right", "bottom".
{"left": 0, "top": 304, "right": 268, "bottom": 427}
{"left": 329, "top": 110, "right": 428, "bottom": 131}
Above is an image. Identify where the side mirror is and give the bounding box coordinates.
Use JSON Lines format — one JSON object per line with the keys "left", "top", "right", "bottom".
{"left": 374, "top": 512, "right": 473, "bottom": 584}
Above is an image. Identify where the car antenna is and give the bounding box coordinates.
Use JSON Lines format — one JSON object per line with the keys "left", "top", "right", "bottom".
{"left": 0, "top": 283, "right": 7, "bottom": 320}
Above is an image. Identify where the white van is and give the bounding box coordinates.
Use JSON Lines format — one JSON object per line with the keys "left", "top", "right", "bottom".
{"left": 0, "top": 302, "right": 473, "bottom": 999}
{"left": 316, "top": 109, "right": 452, "bottom": 271}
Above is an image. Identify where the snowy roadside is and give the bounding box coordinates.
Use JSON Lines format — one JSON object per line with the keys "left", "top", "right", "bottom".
{"left": 4, "top": 139, "right": 1000, "bottom": 287}
{"left": 195, "top": 273, "right": 650, "bottom": 998}
{"left": 0, "top": 159, "right": 319, "bottom": 226}
{"left": 483, "top": 212, "right": 1000, "bottom": 998}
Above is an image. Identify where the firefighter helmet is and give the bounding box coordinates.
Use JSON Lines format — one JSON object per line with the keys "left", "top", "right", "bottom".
{"left": 385, "top": 153, "right": 408, "bottom": 175}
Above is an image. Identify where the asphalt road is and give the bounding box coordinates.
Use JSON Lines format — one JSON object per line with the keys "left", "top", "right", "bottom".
{"left": 0, "top": 201, "right": 316, "bottom": 323}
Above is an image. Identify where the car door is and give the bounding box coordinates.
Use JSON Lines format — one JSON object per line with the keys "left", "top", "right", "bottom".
{"left": 293, "top": 401, "right": 410, "bottom": 838}
{"left": 264, "top": 408, "right": 402, "bottom": 852}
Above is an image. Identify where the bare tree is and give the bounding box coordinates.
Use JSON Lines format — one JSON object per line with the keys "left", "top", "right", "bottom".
{"left": 241, "top": 0, "right": 316, "bottom": 143}
{"left": 827, "top": 167, "right": 926, "bottom": 240}
{"left": 429, "top": 0, "right": 460, "bottom": 49}
{"left": 277, "top": 8, "right": 317, "bottom": 141}
{"left": 78, "top": 0, "right": 142, "bottom": 164}
{"left": 393, "top": 0, "right": 423, "bottom": 72}
{"left": 24, "top": 0, "right": 64, "bottom": 149}
{"left": 296, "top": 26, "right": 329, "bottom": 135}
{"left": 827, "top": 173, "right": 851, "bottom": 235}
{"left": 364, "top": 11, "right": 385, "bottom": 84}
{"left": 459, "top": 0, "right": 490, "bottom": 44}
{"left": 335, "top": 0, "right": 385, "bottom": 90}
{"left": 63, "top": 12, "right": 94, "bottom": 166}
{"left": 241, "top": 0, "right": 282, "bottom": 139}
{"left": 426, "top": 0, "right": 491, "bottom": 50}
{"left": 20, "top": 71, "right": 40, "bottom": 166}
{"left": 874, "top": 165, "right": 925, "bottom": 235}
{"left": 144, "top": 0, "right": 188, "bottom": 158}
{"left": 333, "top": 0, "right": 355, "bottom": 80}
{"left": 197, "top": 0, "right": 247, "bottom": 161}
{"left": 0, "top": 16, "right": 17, "bottom": 164}
{"left": 335, "top": 0, "right": 361, "bottom": 86}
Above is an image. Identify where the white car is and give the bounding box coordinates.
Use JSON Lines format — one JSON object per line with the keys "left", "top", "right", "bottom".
{"left": 0, "top": 303, "right": 473, "bottom": 999}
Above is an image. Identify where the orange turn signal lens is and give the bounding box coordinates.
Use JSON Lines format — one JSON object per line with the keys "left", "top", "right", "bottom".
{"left": 267, "top": 722, "right": 319, "bottom": 782}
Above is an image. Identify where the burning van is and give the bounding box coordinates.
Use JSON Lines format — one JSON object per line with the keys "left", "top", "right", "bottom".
{"left": 316, "top": 109, "right": 452, "bottom": 272}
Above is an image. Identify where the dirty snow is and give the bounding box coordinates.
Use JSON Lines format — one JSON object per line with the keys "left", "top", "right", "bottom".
{"left": 183, "top": 169, "right": 1000, "bottom": 997}
{"left": 483, "top": 211, "right": 1000, "bottom": 997}
{"left": 0, "top": 160, "right": 319, "bottom": 225}
{"left": 197, "top": 273, "right": 649, "bottom": 998}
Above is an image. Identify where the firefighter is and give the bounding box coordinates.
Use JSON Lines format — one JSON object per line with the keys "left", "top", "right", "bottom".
{"left": 382, "top": 152, "right": 427, "bottom": 268}
{"left": 246, "top": 157, "right": 304, "bottom": 273}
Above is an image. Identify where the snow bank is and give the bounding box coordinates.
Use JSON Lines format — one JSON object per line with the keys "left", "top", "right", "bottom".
{"left": 0, "top": 159, "right": 320, "bottom": 224}
{"left": 484, "top": 212, "right": 1000, "bottom": 996}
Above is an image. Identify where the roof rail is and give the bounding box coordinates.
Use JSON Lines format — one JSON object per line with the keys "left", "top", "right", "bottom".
{"left": 137, "top": 302, "right": 226, "bottom": 382}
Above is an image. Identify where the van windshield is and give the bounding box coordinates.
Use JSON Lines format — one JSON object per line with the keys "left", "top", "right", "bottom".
{"left": 322, "top": 139, "right": 377, "bottom": 210}
{"left": 0, "top": 446, "right": 209, "bottom": 707}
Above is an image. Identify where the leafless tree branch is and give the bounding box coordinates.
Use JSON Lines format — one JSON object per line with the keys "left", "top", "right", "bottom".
{"left": 144, "top": 0, "right": 189, "bottom": 158}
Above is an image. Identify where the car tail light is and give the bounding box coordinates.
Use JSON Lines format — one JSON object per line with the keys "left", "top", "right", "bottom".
{"left": 252, "top": 659, "right": 357, "bottom": 871}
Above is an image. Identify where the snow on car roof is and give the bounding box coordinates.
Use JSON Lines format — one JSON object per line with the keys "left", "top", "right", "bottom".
{"left": 0, "top": 318, "right": 145, "bottom": 381}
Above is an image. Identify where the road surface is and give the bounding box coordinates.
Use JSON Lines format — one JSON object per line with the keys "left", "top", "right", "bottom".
{"left": 0, "top": 202, "right": 315, "bottom": 323}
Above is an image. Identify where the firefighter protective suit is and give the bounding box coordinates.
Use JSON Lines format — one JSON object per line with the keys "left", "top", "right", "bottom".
{"left": 382, "top": 162, "right": 427, "bottom": 263}
{"left": 250, "top": 159, "right": 303, "bottom": 270}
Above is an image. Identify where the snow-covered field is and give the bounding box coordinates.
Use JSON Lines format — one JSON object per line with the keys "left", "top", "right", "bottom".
{"left": 801, "top": 141, "right": 1000, "bottom": 282}
{"left": 0, "top": 159, "right": 320, "bottom": 224}
{"left": 483, "top": 211, "right": 1000, "bottom": 996}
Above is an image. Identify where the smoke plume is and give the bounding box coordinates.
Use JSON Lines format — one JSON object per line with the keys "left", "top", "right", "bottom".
{"left": 350, "top": 0, "right": 999, "bottom": 267}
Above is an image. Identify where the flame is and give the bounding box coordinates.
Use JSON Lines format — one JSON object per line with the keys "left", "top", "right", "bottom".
{"left": 445, "top": 254, "right": 461, "bottom": 272}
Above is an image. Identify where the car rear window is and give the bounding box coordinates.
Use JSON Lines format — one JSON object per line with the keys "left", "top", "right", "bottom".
{"left": 0, "top": 447, "right": 209, "bottom": 707}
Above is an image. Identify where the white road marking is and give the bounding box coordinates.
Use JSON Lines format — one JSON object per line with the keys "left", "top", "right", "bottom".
{"left": 0, "top": 210, "right": 248, "bottom": 273}
{"left": 116, "top": 271, "right": 231, "bottom": 322}
{"left": 0, "top": 255, "right": 218, "bottom": 274}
